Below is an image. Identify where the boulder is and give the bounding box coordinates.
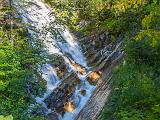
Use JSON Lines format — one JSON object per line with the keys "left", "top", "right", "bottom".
{"left": 71, "top": 63, "right": 86, "bottom": 75}
{"left": 87, "top": 71, "right": 102, "bottom": 85}
{"left": 48, "top": 112, "right": 59, "bottom": 120}
{"left": 64, "top": 102, "right": 76, "bottom": 112}
{"left": 31, "top": 104, "right": 48, "bottom": 116}
{"left": 99, "top": 32, "right": 109, "bottom": 41}
{"left": 45, "top": 84, "right": 76, "bottom": 114}
{"left": 75, "top": 79, "right": 81, "bottom": 84}
{"left": 80, "top": 89, "right": 86, "bottom": 96}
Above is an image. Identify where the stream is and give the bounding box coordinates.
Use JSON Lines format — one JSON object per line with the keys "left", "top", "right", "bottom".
{"left": 14, "top": 0, "right": 96, "bottom": 120}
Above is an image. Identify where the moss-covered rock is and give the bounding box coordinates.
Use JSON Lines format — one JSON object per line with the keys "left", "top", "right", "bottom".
{"left": 80, "top": 89, "right": 86, "bottom": 96}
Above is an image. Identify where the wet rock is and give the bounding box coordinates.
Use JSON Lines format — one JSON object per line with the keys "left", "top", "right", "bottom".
{"left": 48, "top": 112, "right": 59, "bottom": 120}
{"left": 70, "top": 29, "right": 84, "bottom": 39}
{"left": 75, "top": 79, "right": 81, "bottom": 84}
{"left": 99, "top": 32, "right": 109, "bottom": 41}
{"left": 88, "top": 52, "right": 102, "bottom": 66}
{"left": 64, "top": 102, "right": 76, "bottom": 112}
{"left": 55, "top": 102, "right": 65, "bottom": 113}
{"left": 55, "top": 63, "right": 68, "bottom": 79}
{"left": 55, "top": 67, "right": 64, "bottom": 79}
{"left": 85, "top": 47, "right": 96, "bottom": 57}
{"left": 80, "top": 89, "right": 86, "bottom": 96}
{"left": 45, "top": 84, "right": 76, "bottom": 114}
{"left": 87, "top": 71, "right": 102, "bottom": 85}
{"left": 31, "top": 104, "right": 48, "bottom": 116}
{"left": 44, "top": 71, "right": 82, "bottom": 115}
{"left": 48, "top": 54, "right": 70, "bottom": 80}
{"left": 73, "top": 95, "right": 80, "bottom": 107}
{"left": 71, "top": 63, "right": 86, "bottom": 75}
{"left": 66, "top": 85, "right": 76, "bottom": 95}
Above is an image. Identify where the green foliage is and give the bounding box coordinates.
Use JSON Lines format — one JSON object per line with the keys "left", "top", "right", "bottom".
{"left": 134, "top": 3, "right": 160, "bottom": 47}
{"left": 100, "top": 61, "right": 160, "bottom": 120}
{"left": 100, "top": 1, "right": 160, "bottom": 120}
{"left": 45, "top": 0, "right": 149, "bottom": 43}
{"left": 0, "top": 2, "right": 46, "bottom": 120}
{"left": 0, "top": 115, "right": 13, "bottom": 120}
{"left": 1, "top": 0, "right": 160, "bottom": 119}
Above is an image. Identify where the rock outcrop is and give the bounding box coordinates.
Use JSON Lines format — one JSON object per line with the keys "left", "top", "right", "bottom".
{"left": 44, "top": 72, "right": 80, "bottom": 116}
{"left": 76, "top": 51, "right": 124, "bottom": 120}
{"left": 87, "top": 71, "right": 102, "bottom": 85}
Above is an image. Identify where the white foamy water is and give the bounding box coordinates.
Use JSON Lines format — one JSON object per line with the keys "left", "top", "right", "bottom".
{"left": 14, "top": 0, "right": 96, "bottom": 119}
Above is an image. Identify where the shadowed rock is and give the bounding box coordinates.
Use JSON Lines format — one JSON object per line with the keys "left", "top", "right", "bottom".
{"left": 48, "top": 112, "right": 59, "bottom": 120}
{"left": 80, "top": 89, "right": 86, "bottom": 96}
{"left": 44, "top": 72, "right": 81, "bottom": 115}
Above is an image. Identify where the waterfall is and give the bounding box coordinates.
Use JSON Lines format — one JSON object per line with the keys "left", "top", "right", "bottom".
{"left": 14, "top": 0, "right": 96, "bottom": 119}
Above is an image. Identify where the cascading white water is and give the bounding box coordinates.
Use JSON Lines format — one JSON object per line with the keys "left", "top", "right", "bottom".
{"left": 14, "top": 0, "right": 96, "bottom": 119}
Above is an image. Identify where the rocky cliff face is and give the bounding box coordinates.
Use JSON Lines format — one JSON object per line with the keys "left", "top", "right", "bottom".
{"left": 18, "top": 0, "right": 124, "bottom": 118}
{"left": 69, "top": 30, "right": 124, "bottom": 120}
{"left": 42, "top": 29, "right": 124, "bottom": 120}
